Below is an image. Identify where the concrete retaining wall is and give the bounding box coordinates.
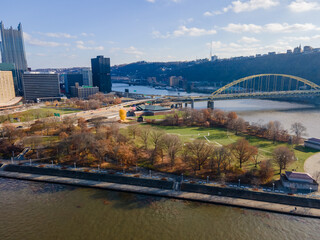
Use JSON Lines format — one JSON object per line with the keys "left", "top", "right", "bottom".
{"left": 181, "top": 183, "right": 320, "bottom": 209}
{"left": 3, "top": 165, "right": 174, "bottom": 190}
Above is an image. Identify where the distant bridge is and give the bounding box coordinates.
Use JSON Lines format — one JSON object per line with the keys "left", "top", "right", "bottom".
{"left": 170, "top": 74, "right": 320, "bottom": 108}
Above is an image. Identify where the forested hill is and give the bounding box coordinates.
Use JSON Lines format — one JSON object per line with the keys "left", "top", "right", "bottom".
{"left": 111, "top": 52, "right": 320, "bottom": 85}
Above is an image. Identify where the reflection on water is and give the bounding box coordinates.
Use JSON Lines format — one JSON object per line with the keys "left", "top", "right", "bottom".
{"left": 113, "top": 84, "right": 320, "bottom": 138}
{"left": 0, "top": 179, "right": 320, "bottom": 240}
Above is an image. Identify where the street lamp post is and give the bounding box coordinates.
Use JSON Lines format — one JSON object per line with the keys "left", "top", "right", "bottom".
{"left": 51, "top": 160, "right": 54, "bottom": 167}
{"left": 149, "top": 170, "right": 152, "bottom": 178}
{"left": 74, "top": 162, "right": 76, "bottom": 169}
{"left": 207, "top": 176, "right": 209, "bottom": 184}
{"left": 29, "top": 159, "right": 32, "bottom": 166}
{"left": 181, "top": 173, "right": 183, "bottom": 182}
{"left": 273, "top": 183, "right": 275, "bottom": 192}
{"left": 310, "top": 187, "right": 312, "bottom": 194}
{"left": 238, "top": 179, "right": 240, "bottom": 187}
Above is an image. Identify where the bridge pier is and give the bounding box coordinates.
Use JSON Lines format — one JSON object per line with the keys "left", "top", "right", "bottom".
{"left": 184, "top": 102, "right": 188, "bottom": 108}
{"left": 191, "top": 100, "right": 194, "bottom": 109}
{"left": 207, "top": 100, "right": 214, "bottom": 110}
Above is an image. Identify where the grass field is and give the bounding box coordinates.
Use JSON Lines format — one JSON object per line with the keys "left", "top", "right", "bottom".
{"left": 152, "top": 125, "right": 318, "bottom": 174}
{"left": 0, "top": 107, "right": 80, "bottom": 123}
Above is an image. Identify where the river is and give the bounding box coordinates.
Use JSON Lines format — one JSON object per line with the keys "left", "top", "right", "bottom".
{"left": 1, "top": 178, "right": 319, "bottom": 240}
{"left": 113, "top": 83, "right": 320, "bottom": 138}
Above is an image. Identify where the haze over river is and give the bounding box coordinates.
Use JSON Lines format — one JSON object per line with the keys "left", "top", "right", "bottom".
{"left": 113, "top": 83, "right": 320, "bottom": 138}
{"left": 1, "top": 84, "right": 320, "bottom": 240}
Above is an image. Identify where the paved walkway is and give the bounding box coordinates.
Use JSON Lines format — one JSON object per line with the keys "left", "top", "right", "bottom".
{"left": 1, "top": 170, "right": 320, "bottom": 219}
{"left": 304, "top": 152, "right": 320, "bottom": 178}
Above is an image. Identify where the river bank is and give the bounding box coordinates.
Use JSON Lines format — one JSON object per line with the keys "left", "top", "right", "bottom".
{"left": 1, "top": 164, "right": 320, "bottom": 219}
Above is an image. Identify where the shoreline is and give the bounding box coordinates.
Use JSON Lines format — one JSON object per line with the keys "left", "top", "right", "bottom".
{"left": 1, "top": 169, "right": 320, "bottom": 219}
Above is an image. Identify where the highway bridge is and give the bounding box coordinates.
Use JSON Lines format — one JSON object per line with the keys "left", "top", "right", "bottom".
{"left": 170, "top": 74, "right": 320, "bottom": 108}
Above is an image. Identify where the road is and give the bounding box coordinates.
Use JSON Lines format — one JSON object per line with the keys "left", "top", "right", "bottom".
{"left": 0, "top": 98, "right": 155, "bottom": 129}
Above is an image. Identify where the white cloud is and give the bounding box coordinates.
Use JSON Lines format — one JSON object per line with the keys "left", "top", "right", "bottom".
{"left": 265, "top": 23, "right": 318, "bottom": 32}
{"left": 123, "top": 46, "right": 144, "bottom": 56}
{"left": 76, "top": 40, "right": 104, "bottom": 50}
{"left": 146, "top": 0, "right": 155, "bottom": 3}
{"left": 288, "top": 0, "right": 320, "bottom": 12}
{"left": 223, "top": 23, "right": 263, "bottom": 33}
{"left": 153, "top": 26, "right": 216, "bottom": 38}
{"left": 223, "top": 23, "right": 319, "bottom": 33}
{"left": 24, "top": 33, "right": 70, "bottom": 47}
{"left": 81, "top": 32, "right": 95, "bottom": 37}
{"left": 231, "top": 0, "right": 279, "bottom": 13}
{"left": 204, "top": 0, "right": 279, "bottom": 16}
{"left": 39, "top": 32, "right": 77, "bottom": 39}
{"left": 173, "top": 26, "right": 217, "bottom": 37}
{"left": 239, "top": 36, "right": 259, "bottom": 43}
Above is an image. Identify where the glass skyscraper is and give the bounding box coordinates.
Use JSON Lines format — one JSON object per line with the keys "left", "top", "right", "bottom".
{"left": 0, "top": 21, "right": 28, "bottom": 93}
{"left": 91, "top": 56, "right": 112, "bottom": 93}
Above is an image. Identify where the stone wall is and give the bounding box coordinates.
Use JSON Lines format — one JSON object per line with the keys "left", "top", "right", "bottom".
{"left": 3, "top": 165, "right": 174, "bottom": 190}
{"left": 181, "top": 183, "right": 320, "bottom": 209}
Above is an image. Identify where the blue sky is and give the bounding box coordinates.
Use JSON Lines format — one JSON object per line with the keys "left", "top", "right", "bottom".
{"left": 1, "top": 0, "right": 320, "bottom": 68}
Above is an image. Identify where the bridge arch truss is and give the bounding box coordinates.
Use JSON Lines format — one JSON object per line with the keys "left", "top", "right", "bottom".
{"left": 212, "top": 74, "right": 320, "bottom": 96}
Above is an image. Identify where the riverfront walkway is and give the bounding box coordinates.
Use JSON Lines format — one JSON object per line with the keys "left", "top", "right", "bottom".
{"left": 304, "top": 152, "right": 320, "bottom": 179}
{"left": 1, "top": 170, "right": 320, "bottom": 219}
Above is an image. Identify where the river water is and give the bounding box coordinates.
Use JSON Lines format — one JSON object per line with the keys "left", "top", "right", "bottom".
{"left": 1, "top": 84, "right": 320, "bottom": 239}
{"left": 113, "top": 83, "right": 320, "bottom": 138}
{"left": 1, "top": 178, "right": 319, "bottom": 240}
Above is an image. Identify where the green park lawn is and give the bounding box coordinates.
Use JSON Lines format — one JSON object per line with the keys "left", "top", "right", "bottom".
{"left": 0, "top": 107, "right": 80, "bottom": 123}
{"left": 152, "top": 125, "right": 318, "bottom": 174}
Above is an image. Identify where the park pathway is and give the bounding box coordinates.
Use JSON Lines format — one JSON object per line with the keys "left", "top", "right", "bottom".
{"left": 304, "top": 152, "right": 320, "bottom": 179}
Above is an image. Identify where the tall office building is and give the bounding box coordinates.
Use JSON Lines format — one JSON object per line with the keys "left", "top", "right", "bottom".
{"left": 79, "top": 68, "right": 93, "bottom": 86}
{"left": 62, "top": 73, "right": 84, "bottom": 93}
{"left": 0, "top": 22, "right": 28, "bottom": 93}
{"left": 0, "top": 71, "right": 15, "bottom": 104}
{"left": 22, "top": 72, "right": 60, "bottom": 102}
{"left": 91, "top": 56, "right": 111, "bottom": 93}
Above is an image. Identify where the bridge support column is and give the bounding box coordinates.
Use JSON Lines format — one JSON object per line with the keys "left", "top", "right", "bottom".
{"left": 207, "top": 100, "right": 214, "bottom": 110}
{"left": 184, "top": 102, "right": 188, "bottom": 108}
{"left": 191, "top": 100, "right": 194, "bottom": 109}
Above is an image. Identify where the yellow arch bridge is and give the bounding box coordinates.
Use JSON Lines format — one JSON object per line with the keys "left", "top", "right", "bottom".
{"left": 171, "top": 74, "right": 320, "bottom": 109}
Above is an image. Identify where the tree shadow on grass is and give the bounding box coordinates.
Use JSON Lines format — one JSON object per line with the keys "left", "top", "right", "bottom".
{"left": 294, "top": 145, "right": 318, "bottom": 154}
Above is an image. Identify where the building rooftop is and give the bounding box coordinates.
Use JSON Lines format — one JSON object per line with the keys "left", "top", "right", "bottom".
{"left": 136, "top": 105, "right": 170, "bottom": 112}
{"left": 285, "top": 171, "right": 314, "bottom": 182}
{"left": 305, "top": 138, "right": 320, "bottom": 144}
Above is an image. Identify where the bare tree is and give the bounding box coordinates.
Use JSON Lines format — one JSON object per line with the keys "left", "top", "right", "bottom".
{"left": 139, "top": 126, "right": 152, "bottom": 149}
{"left": 210, "top": 146, "right": 230, "bottom": 175}
{"left": 290, "top": 122, "right": 307, "bottom": 145}
{"left": 184, "top": 139, "right": 212, "bottom": 173}
{"left": 149, "top": 129, "right": 165, "bottom": 164}
{"left": 230, "top": 139, "right": 258, "bottom": 169}
{"left": 267, "top": 121, "right": 282, "bottom": 143}
{"left": 162, "top": 134, "right": 182, "bottom": 167}
{"left": 228, "top": 117, "right": 246, "bottom": 135}
{"left": 128, "top": 125, "right": 140, "bottom": 139}
{"left": 273, "top": 146, "right": 295, "bottom": 174}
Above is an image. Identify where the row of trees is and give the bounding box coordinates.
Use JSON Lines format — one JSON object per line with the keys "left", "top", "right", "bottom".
{"left": 64, "top": 93, "right": 122, "bottom": 110}
{"left": 0, "top": 111, "right": 296, "bottom": 184}
{"left": 157, "top": 108, "right": 306, "bottom": 144}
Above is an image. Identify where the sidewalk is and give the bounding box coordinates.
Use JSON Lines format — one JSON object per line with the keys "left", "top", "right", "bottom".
{"left": 1, "top": 170, "right": 320, "bottom": 219}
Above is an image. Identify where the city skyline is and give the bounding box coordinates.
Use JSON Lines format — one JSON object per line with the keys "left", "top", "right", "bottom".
{"left": 1, "top": 0, "right": 320, "bottom": 68}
